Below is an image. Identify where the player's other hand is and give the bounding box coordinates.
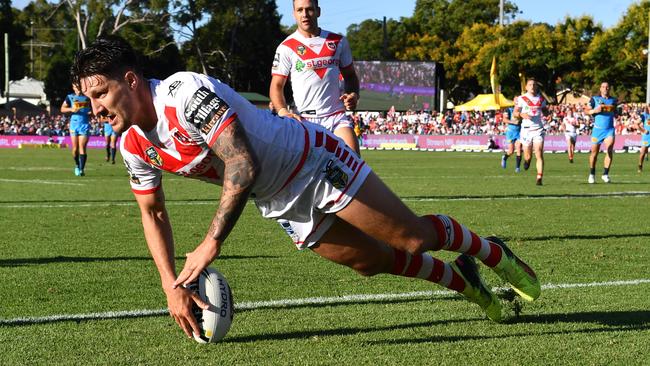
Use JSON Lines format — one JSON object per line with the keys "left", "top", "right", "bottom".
{"left": 164, "top": 285, "right": 210, "bottom": 339}
{"left": 340, "top": 92, "right": 359, "bottom": 111}
{"left": 173, "top": 239, "right": 219, "bottom": 288}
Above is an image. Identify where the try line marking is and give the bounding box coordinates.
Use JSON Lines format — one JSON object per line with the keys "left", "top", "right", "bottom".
{"left": 2, "top": 278, "right": 649, "bottom": 326}
{"left": 2, "top": 191, "right": 650, "bottom": 209}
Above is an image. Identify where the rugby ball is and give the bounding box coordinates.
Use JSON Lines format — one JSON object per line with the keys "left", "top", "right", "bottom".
{"left": 188, "top": 267, "right": 234, "bottom": 343}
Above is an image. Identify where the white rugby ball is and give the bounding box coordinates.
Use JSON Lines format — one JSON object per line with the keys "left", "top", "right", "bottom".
{"left": 189, "top": 267, "right": 234, "bottom": 343}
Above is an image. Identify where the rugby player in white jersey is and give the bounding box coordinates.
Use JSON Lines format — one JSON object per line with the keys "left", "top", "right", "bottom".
{"left": 72, "top": 36, "right": 541, "bottom": 340}
{"left": 514, "top": 79, "right": 549, "bottom": 185}
{"left": 561, "top": 109, "right": 578, "bottom": 163}
{"left": 270, "top": 0, "right": 360, "bottom": 154}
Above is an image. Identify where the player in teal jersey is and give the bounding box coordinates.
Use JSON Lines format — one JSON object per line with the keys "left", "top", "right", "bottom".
{"left": 587, "top": 82, "right": 617, "bottom": 184}
{"left": 637, "top": 106, "right": 650, "bottom": 173}
{"left": 102, "top": 116, "right": 119, "bottom": 164}
{"left": 61, "top": 84, "right": 93, "bottom": 176}
{"left": 501, "top": 106, "right": 522, "bottom": 172}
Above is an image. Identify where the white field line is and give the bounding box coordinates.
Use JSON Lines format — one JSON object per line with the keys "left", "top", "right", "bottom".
{"left": 0, "top": 178, "right": 85, "bottom": 186}
{"left": 1, "top": 278, "right": 649, "bottom": 326}
{"left": 2, "top": 191, "right": 650, "bottom": 209}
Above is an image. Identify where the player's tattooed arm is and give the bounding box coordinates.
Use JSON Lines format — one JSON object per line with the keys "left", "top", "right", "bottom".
{"left": 208, "top": 119, "right": 259, "bottom": 245}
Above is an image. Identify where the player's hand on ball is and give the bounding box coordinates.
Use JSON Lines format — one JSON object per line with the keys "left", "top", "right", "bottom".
{"left": 165, "top": 285, "right": 210, "bottom": 339}
{"left": 173, "top": 239, "right": 219, "bottom": 288}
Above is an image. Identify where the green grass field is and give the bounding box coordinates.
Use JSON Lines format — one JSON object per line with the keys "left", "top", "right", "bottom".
{"left": 1, "top": 148, "right": 649, "bottom": 365}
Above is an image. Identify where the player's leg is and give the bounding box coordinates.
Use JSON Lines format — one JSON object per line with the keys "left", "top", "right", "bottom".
{"left": 501, "top": 141, "right": 513, "bottom": 169}
{"left": 588, "top": 142, "right": 600, "bottom": 184}
{"left": 533, "top": 138, "right": 544, "bottom": 185}
{"left": 70, "top": 132, "right": 81, "bottom": 176}
{"left": 601, "top": 135, "right": 614, "bottom": 183}
{"left": 639, "top": 146, "right": 648, "bottom": 172}
{"left": 78, "top": 134, "right": 89, "bottom": 176}
{"left": 334, "top": 171, "right": 541, "bottom": 301}
{"left": 105, "top": 135, "right": 111, "bottom": 161}
{"left": 334, "top": 126, "right": 360, "bottom": 155}
{"left": 313, "top": 217, "right": 503, "bottom": 321}
{"left": 515, "top": 140, "right": 522, "bottom": 172}
{"left": 110, "top": 134, "right": 117, "bottom": 163}
{"left": 522, "top": 142, "right": 532, "bottom": 171}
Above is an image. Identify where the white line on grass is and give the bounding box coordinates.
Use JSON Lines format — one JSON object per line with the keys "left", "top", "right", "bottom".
{"left": 2, "top": 191, "right": 650, "bottom": 209}
{"left": 2, "top": 278, "right": 649, "bottom": 326}
{"left": 0, "top": 178, "right": 85, "bottom": 186}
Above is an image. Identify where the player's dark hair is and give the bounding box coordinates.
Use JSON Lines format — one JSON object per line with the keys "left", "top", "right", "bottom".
{"left": 71, "top": 35, "right": 141, "bottom": 89}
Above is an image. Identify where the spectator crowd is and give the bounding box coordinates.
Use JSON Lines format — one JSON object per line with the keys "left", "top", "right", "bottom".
{"left": 2, "top": 103, "right": 648, "bottom": 138}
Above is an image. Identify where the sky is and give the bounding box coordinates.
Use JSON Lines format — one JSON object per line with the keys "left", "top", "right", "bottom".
{"left": 10, "top": 0, "right": 641, "bottom": 35}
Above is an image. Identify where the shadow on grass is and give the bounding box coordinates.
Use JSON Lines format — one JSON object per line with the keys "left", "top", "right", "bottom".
{"left": 0, "top": 254, "right": 276, "bottom": 267}
{"left": 505, "top": 232, "right": 650, "bottom": 242}
{"left": 359, "top": 310, "right": 650, "bottom": 345}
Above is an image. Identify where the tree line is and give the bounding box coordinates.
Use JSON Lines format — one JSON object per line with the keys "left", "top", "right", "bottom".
{"left": 1, "top": 0, "right": 649, "bottom": 109}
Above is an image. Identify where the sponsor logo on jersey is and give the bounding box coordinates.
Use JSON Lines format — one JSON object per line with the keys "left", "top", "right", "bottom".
{"left": 296, "top": 45, "right": 306, "bottom": 56}
{"left": 324, "top": 159, "right": 348, "bottom": 189}
{"left": 124, "top": 160, "right": 141, "bottom": 184}
{"left": 170, "top": 127, "right": 194, "bottom": 146}
{"left": 168, "top": 81, "right": 183, "bottom": 97}
{"left": 326, "top": 41, "right": 336, "bottom": 51}
{"left": 272, "top": 52, "right": 280, "bottom": 69}
{"left": 184, "top": 87, "right": 230, "bottom": 134}
{"left": 279, "top": 220, "right": 300, "bottom": 243}
{"left": 295, "top": 60, "right": 305, "bottom": 72}
{"left": 295, "top": 58, "right": 338, "bottom": 73}
{"left": 145, "top": 146, "right": 163, "bottom": 167}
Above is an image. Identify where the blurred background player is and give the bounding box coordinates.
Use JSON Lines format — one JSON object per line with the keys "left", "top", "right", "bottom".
{"left": 637, "top": 105, "right": 650, "bottom": 173}
{"left": 270, "top": 0, "right": 361, "bottom": 154}
{"left": 586, "top": 82, "right": 617, "bottom": 184}
{"left": 561, "top": 109, "right": 579, "bottom": 163}
{"left": 514, "top": 79, "right": 548, "bottom": 185}
{"left": 500, "top": 104, "right": 522, "bottom": 172}
{"left": 60, "top": 84, "right": 92, "bottom": 176}
{"left": 102, "top": 116, "right": 118, "bottom": 164}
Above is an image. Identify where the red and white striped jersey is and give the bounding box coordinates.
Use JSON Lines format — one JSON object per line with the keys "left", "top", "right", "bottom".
{"left": 120, "top": 72, "right": 308, "bottom": 202}
{"left": 516, "top": 93, "right": 546, "bottom": 129}
{"left": 272, "top": 29, "right": 353, "bottom": 118}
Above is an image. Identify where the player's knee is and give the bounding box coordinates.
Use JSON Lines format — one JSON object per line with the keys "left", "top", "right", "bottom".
{"left": 349, "top": 260, "right": 383, "bottom": 277}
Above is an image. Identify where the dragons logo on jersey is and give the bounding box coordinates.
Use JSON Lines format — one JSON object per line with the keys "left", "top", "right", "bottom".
{"left": 324, "top": 160, "right": 348, "bottom": 189}
{"left": 326, "top": 41, "right": 336, "bottom": 51}
{"left": 168, "top": 81, "right": 183, "bottom": 97}
{"left": 295, "top": 60, "right": 305, "bottom": 72}
{"left": 296, "top": 45, "right": 306, "bottom": 56}
{"left": 145, "top": 146, "right": 163, "bottom": 167}
{"left": 185, "top": 87, "right": 229, "bottom": 134}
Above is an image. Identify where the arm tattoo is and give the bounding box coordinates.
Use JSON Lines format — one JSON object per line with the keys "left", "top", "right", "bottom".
{"left": 208, "top": 119, "right": 259, "bottom": 243}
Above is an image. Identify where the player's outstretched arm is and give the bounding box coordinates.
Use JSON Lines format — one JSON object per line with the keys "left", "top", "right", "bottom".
{"left": 174, "top": 119, "right": 259, "bottom": 288}
{"left": 340, "top": 65, "right": 360, "bottom": 111}
{"left": 134, "top": 188, "right": 209, "bottom": 339}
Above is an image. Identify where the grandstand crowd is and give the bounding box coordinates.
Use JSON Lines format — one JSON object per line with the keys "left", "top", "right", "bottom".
{"left": 1, "top": 103, "right": 647, "bottom": 137}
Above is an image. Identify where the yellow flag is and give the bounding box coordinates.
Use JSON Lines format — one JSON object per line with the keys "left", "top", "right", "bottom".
{"left": 490, "top": 56, "right": 500, "bottom": 105}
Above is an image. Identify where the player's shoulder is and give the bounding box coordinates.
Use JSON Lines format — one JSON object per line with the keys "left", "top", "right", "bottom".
{"left": 154, "top": 72, "right": 221, "bottom": 104}
{"left": 321, "top": 29, "right": 344, "bottom": 41}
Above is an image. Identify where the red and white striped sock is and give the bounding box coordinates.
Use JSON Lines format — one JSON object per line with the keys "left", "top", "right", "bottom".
{"left": 427, "top": 214, "right": 503, "bottom": 268}
{"left": 390, "top": 248, "right": 466, "bottom": 293}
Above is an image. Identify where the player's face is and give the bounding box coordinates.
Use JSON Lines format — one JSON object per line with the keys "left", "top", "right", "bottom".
{"left": 293, "top": 0, "right": 319, "bottom": 35}
{"left": 525, "top": 80, "right": 538, "bottom": 95}
{"left": 600, "top": 82, "right": 610, "bottom": 96}
{"left": 80, "top": 74, "right": 137, "bottom": 134}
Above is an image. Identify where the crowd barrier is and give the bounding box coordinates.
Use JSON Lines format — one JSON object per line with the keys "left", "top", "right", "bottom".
{"left": 0, "top": 136, "right": 115, "bottom": 149}
{"left": 0, "top": 134, "right": 643, "bottom": 151}
{"left": 362, "top": 134, "right": 643, "bottom": 151}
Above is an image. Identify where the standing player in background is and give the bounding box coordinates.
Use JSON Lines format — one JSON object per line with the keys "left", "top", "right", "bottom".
{"left": 587, "top": 82, "right": 617, "bottom": 184}
{"left": 637, "top": 105, "right": 650, "bottom": 173}
{"left": 500, "top": 104, "right": 522, "bottom": 173}
{"left": 514, "top": 79, "right": 548, "bottom": 185}
{"left": 103, "top": 116, "right": 119, "bottom": 164}
{"left": 270, "top": 0, "right": 360, "bottom": 154}
{"left": 60, "top": 84, "right": 92, "bottom": 176}
{"left": 561, "top": 109, "right": 578, "bottom": 163}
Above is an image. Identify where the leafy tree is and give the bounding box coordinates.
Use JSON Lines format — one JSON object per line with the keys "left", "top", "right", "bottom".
{"left": 1, "top": 0, "right": 28, "bottom": 95}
